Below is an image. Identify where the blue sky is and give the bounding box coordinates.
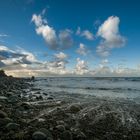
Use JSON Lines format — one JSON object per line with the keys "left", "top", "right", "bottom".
{"left": 0, "top": 0, "right": 140, "bottom": 77}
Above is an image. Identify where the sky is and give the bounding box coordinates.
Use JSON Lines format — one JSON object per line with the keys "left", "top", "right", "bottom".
{"left": 0, "top": 0, "right": 140, "bottom": 77}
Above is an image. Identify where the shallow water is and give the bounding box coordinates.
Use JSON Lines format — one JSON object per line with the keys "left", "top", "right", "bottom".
{"left": 34, "top": 77, "right": 140, "bottom": 102}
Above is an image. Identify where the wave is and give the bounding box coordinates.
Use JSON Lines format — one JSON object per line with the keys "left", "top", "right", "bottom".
{"left": 43, "top": 84, "right": 140, "bottom": 92}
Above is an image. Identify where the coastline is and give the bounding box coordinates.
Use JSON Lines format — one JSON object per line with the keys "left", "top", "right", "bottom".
{"left": 0, "top": 76, "right": 140, "bottom": 140}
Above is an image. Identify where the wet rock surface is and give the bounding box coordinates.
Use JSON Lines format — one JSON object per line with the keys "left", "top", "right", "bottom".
{"left": 0, "top": 75, "right": 140, "bottom": 140}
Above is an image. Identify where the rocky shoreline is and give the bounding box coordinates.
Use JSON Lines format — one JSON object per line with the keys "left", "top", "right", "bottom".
{"left": 0, "top": 73, "right": 140, "bottom": 140}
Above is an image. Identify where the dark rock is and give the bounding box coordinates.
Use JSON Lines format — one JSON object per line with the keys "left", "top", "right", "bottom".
{"left": 56, "top": 125, "right": 65, "bottom": 132}
{"left": 0, "top": 117, "right": 13, "bottom": 127}
{"left": 68, "top": 104, "right": 82, "bottom": 113}
{"left": 18, "top": 102, "right": 32, "bottom": 110}
{"left": 6, "top": 122, "right": 20, "bottom": 131}
{"left": 8, "top": 95, "right": 19, "bottom": 103}
{"left": 36, "top": 95, "right": 43, "bottom": 100}
{"left": 39, "top": 128, "right": 53, "bottom": 139}
{"left": 0, "top": 104, "right": 2, "bottom": 109}
{"left": 31, "top": 76, "right": 35, "bottom": 81}
{"left": 47, "top": 96, "right": 54, "bottom": 100}
{"left": 0, "top": 69, "right": 7, "bottom": 77}
{"left": 0, "top": 110, "right": 7, "bottom": 118}
{"left": 32, "top": 131, "right": 47, "bottom": 140}
{"left": 0, "top": 96, "right": 8, "bottom": 102}
{"left": 62, "top": 130, "right": 72, "bottom": 140}
{"left": 76, "top": 131, "right": 86, "bottom": 139}
{"left": 43, "top": 92, "right": 48, "bottom": 96}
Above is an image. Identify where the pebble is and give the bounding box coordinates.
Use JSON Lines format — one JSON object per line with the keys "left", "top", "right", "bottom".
{"left": 32, "top": 131, "right": 47, "bottom": 140}
{"left": 19, "top": 102, "right": 32, "bottom": 110}
{"left": 0, "top": 96, "right": 8, "bottom": 101}
{"left": 56, "top": 125, "right": 65, "bottom": 132}
{"left": 0, "top": 110, "right": 7, "bottom": 118}
{"left": 6, "top": 122, "right": 20, "bottom": 131}
{"left": 0, "top": 117, "right": 13, "bottom": 127}
{"left": 76, "top": 131, "right": 86, "bottom": 139}
{"left": 62, "top": 130, "right": 72, "bottom": 140}
{"left": 39, "top": 128, "right": 53, "bottom": 139}
{"left": 8, "top": 95, "right": 19, "bottom": 103}
{"left": 47, "top": 97, "right": 53, "bottom": 100}
{"left": 68, "top": 104, "right": 82, "bottom": 113}
{"left": 0, "top": 104, "right": 2, "bottom": 109}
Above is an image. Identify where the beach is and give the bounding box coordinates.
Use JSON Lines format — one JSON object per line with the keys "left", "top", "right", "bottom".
{"left": 0, "top": 75, "right": 140, "bottom": 140}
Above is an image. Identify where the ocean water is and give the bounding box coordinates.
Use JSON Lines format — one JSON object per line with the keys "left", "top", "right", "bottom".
{"left": 34, "top": 77, "right": 140, "bottom": 102}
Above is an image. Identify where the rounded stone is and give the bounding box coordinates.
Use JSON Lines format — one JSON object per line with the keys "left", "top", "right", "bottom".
{"left": 0, "top": 117, "right": 12, "bottom": 127}
{"left": 0, "top": 110, "right": 7, "bottom": 118}
{"left": 32, "top": 131, "right": 47, "bottom": 140}
{"left": 56, "top": 125, "right": 65, "bottom": 132}
{"left": 6, "top": 122, "right": 20, "bottom": 131}
{"left": 47, "top": 97, "right": 53, "bottom": 100}
{"left": 8, "top": 95, "right": 19, "bottom": 103}
{"left": 62, "top": 130, "right": 72, "bottom": 140}
{"left": 0, "top": 104, "right": 2, "bottom": 109}
{"left": 68, "top": 104, "right": 82, "bottom": 113}
{"left": 19, "top": 102, "right": 32, "bottom": 110}
{"left": 39, "top": 128, "right": 53, "bottom": 139}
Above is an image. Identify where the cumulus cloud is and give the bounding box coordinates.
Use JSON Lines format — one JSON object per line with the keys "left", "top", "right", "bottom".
{"left": 76, "top": 27, "right": 94, "bottom": 40}
{"left": 96, "top": 16, "right": 126, "bottom": 57}
{"left": 76, "top": 43, "right": 89, "bottom": 56}
{"left": 36, "top": 25, "right": 58, "bottom": 50}
{"left": 44, "top": 52, "right": 69, "bottom": 74}
{"left": 32, "top": 14, "right": 43, "bottom": 27}
{"left": 0, "top": 45, "right": 71, "bottom": 76}
{"left": 1, "top": 45, "right": 139, "bottom": 77}
{"left": 99, "top": 59, "right": 109, "bottom": 68}
{"left": 32, "top": 13, "right": 73, "bottom": 50}
{"left": 54, "top": 52, "right": 68, "bottom": 60}
{"left": 0, "top": 45, "right": 40, "bottom": 69}
{"left": 75, "top": 58, "right": 89, "bottom": 75}
{"left": 58, "top": 29, "right": 73, "bottom": 49}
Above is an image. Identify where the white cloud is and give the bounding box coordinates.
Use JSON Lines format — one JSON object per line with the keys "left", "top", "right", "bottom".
{"left": 99, "top": 59, "right": 109, "bottom": 68}
{"left": 54, "top": 52, "right": 68, "bottom": 60}
{"left": 32, "top": 14, "right": 43, "bottom": 27}
{"left": 44, "top": 52, "right": 69, "bottom": 75}
{"left": 101, "top": 59, "right": 109, "bottom": 65}
{"left": 81, "top": 30, "right": 94, "bottom": 40}
{"left": 0, "top": 45, "right": 39, "bottom": 67}
{"left": 96, "top": 16, "right": 126, "bottom": 57}
{"left": 0, "top": 45, "right": 9, "bottom": 51}
{"left": 32, "top": 14, "right": 73, "bottom": 50}
{"left": 59, "top": 29, "right": 73, "bottom": 49}
{"left": 96, "top": 44, "right": 110, "bottom": 57}
{"left": 36, "top": 25, "right": 58, "bottom": 50}
{"left": 76, "top": 43, "right": 89, "bottom": 56}
{"left": 76, "top": 27, "right": 94, "bottom": 40}
{"left": 32, "top": 13, "right": 58, "bottom": 50}
{"left": 75, "top": 58, "right": 89, "bottom": 75}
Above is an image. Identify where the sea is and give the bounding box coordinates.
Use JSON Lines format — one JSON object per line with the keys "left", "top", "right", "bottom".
{"left": 33, "top": 77, "right": 140, "bottom": 103}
